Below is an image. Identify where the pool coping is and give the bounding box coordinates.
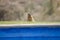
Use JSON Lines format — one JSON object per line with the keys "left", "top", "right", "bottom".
{"left": 0, "top": 23, "right": 60, "bottom": 27}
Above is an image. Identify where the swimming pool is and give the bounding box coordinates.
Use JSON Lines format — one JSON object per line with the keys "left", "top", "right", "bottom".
{"left": 0, "top": 25, "right": 60, "bottom": 40}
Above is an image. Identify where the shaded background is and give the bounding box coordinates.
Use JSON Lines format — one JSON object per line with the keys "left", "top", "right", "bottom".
{"left": 0, "top": 0, "right": 60, "bottom": 21}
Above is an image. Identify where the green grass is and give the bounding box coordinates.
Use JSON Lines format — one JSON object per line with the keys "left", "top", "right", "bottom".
{"left": 0, "top": 21, "right": 60, "bottom": 24}
{"left": 0, "top": 21, "right": 37, "bottom": 24}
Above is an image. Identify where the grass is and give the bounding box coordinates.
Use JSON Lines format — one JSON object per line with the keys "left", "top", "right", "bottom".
{"left": 0, "top": 21, "right": 40, "bottom": 24}
{"left": 0, "top": 21, "right": 60, "bottom": 24}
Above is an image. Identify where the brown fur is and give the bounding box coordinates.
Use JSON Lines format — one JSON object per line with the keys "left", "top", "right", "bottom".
{"left": 28, "top": 14, "right": 32, "bottom": 21}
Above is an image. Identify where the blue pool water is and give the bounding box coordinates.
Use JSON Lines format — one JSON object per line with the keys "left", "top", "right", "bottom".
{"left": 0, "top": 25, "right": 60, "bottom": 40}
